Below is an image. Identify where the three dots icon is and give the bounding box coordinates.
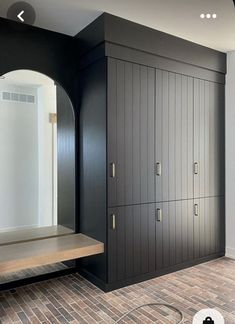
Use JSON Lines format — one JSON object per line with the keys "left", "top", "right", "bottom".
{"left": 200, "top": 13, "right": 217, "bottom": 19}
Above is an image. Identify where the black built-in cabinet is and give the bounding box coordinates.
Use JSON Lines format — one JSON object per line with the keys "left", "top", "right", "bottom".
{"left": 78, "top": 13, "right": 226, "bottom": 291}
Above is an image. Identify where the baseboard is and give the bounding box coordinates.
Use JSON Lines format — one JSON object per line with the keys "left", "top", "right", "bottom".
{"left": 79, "top": 252, "right": 225, "bottom": 292}
{"left": 226, "top": 247, "right": 235, "bottom": 259}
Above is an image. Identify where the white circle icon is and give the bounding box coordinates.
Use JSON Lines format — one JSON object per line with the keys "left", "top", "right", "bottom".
{"left": 193, "top": 309, "right": 224, "bottom": 324}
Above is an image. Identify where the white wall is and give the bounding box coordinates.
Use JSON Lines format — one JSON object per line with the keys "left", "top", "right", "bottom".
{"left": 226, "top": 51, "right": 235, "bottom": 259}
{"left": 0, "top": 70, "right": 57, "bottom": 231}
{"left": 38, "top": 85, "right": 57, "bottom": 227}
{"left": 0, "top": 84, "right": 38, "bottom": 231}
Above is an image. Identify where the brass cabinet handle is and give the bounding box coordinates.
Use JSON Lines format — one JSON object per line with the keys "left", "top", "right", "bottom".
{"left": 110, "top": 162, "right": 116, "bottom": 178}
{"left": 156, "top": 162, "right": 162, "bottom": 176}
{"left": 194, "top": 204, "right": 199, "bottom": 216}
{"left": 194, "top": 162, "right": 199, "bottom": 175}
{"left": 156, "top": 208, "right": 162, "bottom": 222}
{"left": 111, "top": 214, "right": 116, "bottom": 230}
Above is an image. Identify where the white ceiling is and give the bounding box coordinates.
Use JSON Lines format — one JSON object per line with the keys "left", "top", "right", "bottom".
{"left": 1, "top": 70, "right": 54, "bottom": 88}
{"left": 1, "top": 0, "right": 235, "bottom": 52}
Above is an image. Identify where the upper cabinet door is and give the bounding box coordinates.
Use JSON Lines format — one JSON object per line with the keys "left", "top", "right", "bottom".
{"left": 107, "top": 58, "right": 155, "bottom": 207}
{"left": 155, "top": 69, "right": 194, "bottom": 202}
{"left": 194, "top": 79, "right": 225, "bottom": 198}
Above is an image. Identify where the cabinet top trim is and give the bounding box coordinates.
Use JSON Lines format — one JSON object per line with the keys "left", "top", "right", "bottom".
{"left": 76, "top": 13, "right": 226, "bottom": 75}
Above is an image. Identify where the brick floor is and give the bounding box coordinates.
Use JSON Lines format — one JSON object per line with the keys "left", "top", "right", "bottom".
{"left": 0, "top": 257, "right": 235, "bottom": 323}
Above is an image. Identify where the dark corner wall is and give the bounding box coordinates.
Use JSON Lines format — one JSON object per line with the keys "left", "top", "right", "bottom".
{"left": 0, "top": 17, "right": 82, "bottom": 232}
{"left": 0, "top": 17, "right": 80, "bottom": 104}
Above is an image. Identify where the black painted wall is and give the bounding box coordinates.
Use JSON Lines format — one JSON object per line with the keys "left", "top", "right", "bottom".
{"left": 0, "top": 17, "right": 80, "bottom": 232}
{"left": 0, "top": 17, "right": 80, "bottom": 106}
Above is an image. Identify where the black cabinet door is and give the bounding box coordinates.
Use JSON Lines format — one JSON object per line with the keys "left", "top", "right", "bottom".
{"left": 108, "top": 204, "right": 156, "bottom": 284}
{"left": 194, "top": 196, "right": 225, "bottom": 259}
{"left": 107, "top": 58, "right": 155, "bottom": 208}
{"left": 194, "top": 79, "right": 225, "bottom": 198}
{"left": 155, "top": 199, "right": 194, "bottom": 270}
{"left": 155, "top": 69, "right": 194, "bottom": 203}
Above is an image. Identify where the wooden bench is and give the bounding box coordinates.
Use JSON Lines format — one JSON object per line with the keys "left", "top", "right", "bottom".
{"left": 0, "top": 234, "right": 104, "bottom": 274}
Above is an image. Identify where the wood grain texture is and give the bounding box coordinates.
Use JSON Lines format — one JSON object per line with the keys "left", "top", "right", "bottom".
{"left": 0, "top": 225, "right": 74, "bottom": 246}
{"left": 0, "top": 234, "right": 104, "bottom": 274}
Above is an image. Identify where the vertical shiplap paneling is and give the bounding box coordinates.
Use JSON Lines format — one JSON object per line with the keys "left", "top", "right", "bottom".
{"left": 140, "top": 204, "right": 149, "bottom": 274}
{"left": 199, "top": 79, "right": 205, "bottom": 197}
{"left": 219, "top": 196, "right": 225, "bottom": 253}
{"left": 209, "top": 82, "right": 216, "bottom": 197}
{"left": 168, "top": 73, "right": 176, "bottom": 201}
{"left": 148, "top": 203, "right": 156, "bottom": 273}
{"left": 116, "top": 206, "right": 125, "bottom": 281}
{"left": 175, "top": 200, "right": 183, "bottom": 264}
{"left": 187, "top": 77, "right": 194, "bottom": 199}
{"left": 108, "top": 204, "right": 156, "bottom": 282}
{"left": 147, "top": 67, "right": 155, "bottom": 203}
{"left": 218, "top": 84, "right": 225, "bottom": 196}
{"left": 209, "top": 197, "right": 225, "bottom": 254}
{"left": 204, "top": 81, "right": 210, "bottom": 197}
{"left": 181, "top": 199, "right": 194, "bottom": 262}
{"left": 194, "top": 79, "right": 225, "bottom": 199}
{"left": 108, "top": 207, "right": 117, "bottom": 283}
{"left": 194, "top": 79, "right": 200, "bottom": 199}
{"left": 140, "top": 66, "right": 148, "bottom": 204}
{"left": 156, "top": 203, "right": 163, "bottom": 270}
{"left": 194, "top": 196, "right": 224, "bottom": 260}
{"left": 175, "top": 74, "right": 182, "bottom": 200}
{"left": 156, "top": 70, "right": 194, "bottom": 203}
{"left": 107, "top": 59, "right": 117, "bottom": 207}
{"left": 181, "top": 198, "right": 189, "bottom": 262}
{"left": 132, "top": 64, "right": 141, "bottom": 205}
{"left": 162, "top": 71, "right": 169, "bottom": 202}
{"left": 116, "top": 61, "right": 125, "bottom": 206}
{"left": 199, "top": 198, "right": 206, "bottom": 258}
{"left": 155, "top": 70, "right": 163, "bottom": 202}
{"left": 204, "top": 198, "right": 211, "bottom": 256}
{"left": 156, "top": 199, "right": 194, "bottom": 270}
{"left": 162, "top": 202, "right": 170, "bottom": 268}
{"left": 169, "top": 201, "right": 176, "bottom": 266}
{"left": 210, "top": 197, "right": 216, "bottom": 255}
{"left": 211, "top": 82, "right": 225, "bottom": 197}
{"left": 133, "top": 204, "right": 141, "bottom": 276}
{"left": 125, "top": 205, "right": 134, "bottom": 278}
{"left": 124, "top": 62, "right": 133, "bottom": 205}
{"left": 109, "top": 60, "right": 155, "bottom": 207}
{"left": 214, "top": 197, "right": 220, "bottom": 254}
{"left": 193, "top": 198, "right": 200, "bottom": 259}
{"left": 187, "top": 199, "right": 194, "bottom": 261}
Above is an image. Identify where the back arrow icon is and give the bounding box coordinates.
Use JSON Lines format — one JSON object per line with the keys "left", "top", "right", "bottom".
{"left": 17, "top": 10, "right": 24, "bottom": 22}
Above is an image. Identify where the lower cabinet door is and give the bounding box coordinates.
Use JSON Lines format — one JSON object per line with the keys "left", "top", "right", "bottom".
{"left": 108, "top": 204, "right": 156, "bottom": 284}
{"left": 156, "top": 200, "right": 194, "bottom": 270}
{"left": 194, "top": 196, "right": 225, "bottom": 259}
